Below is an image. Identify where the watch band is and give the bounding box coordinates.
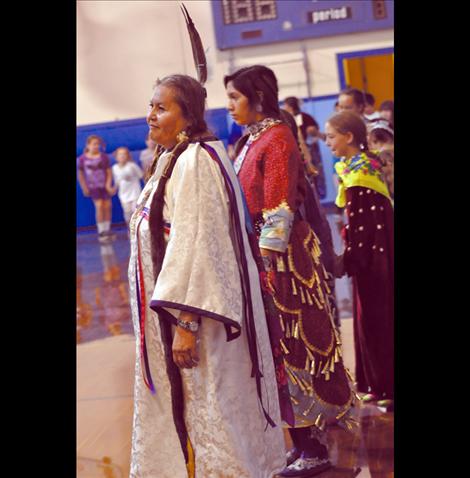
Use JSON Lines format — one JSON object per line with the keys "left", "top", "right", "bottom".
{"left": 176, "top": 319, "right": 199, "bottom": 333}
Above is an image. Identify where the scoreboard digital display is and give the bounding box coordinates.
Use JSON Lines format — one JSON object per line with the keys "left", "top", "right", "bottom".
{"left": 221, "top": 0, "right": 278, "bottom": 24}
{"left": 212, "top": 0, "right": 394, "bottom": 50}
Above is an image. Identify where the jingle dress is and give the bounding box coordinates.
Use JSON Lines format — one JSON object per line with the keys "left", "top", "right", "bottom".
{"left": 234, "top": 119, "right": 356, "bottom": 431}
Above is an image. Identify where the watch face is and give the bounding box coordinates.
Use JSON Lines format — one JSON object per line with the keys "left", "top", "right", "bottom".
{"left": 189, "top": 322, "right": 199, "bottom": 332}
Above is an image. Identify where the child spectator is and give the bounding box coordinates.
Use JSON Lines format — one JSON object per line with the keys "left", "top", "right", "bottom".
{"left": 77, "top": 135, "right": 115, "bottom": 243}
{"left": 325, "top": 111, "right": 394, "bottom": 411}
{"left": 111, "top": 147, "right": 143, "bottom": 225}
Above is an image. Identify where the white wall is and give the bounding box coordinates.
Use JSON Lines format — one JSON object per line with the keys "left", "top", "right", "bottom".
{"left": 77, "top": 0, "right": 393, "bottom": 125}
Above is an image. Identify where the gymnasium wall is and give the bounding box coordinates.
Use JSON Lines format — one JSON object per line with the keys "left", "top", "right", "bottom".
{"left": 77, "top": 1, "right": 393, "bottom": 125}
{"left": 76, "top": 96, "right": 337, "bottom": 228}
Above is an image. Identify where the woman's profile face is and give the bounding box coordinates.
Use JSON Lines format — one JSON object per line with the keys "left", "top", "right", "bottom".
{"left": 226, "top": 81, "right": 257, "bottom": 126}
{"left": 147, "top": 85, "right": 188, "bottom": 150}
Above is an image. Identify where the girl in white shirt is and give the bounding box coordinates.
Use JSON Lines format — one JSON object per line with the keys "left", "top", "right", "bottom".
{"left": 111, "top": 147, "right": 143, "bottom": 225}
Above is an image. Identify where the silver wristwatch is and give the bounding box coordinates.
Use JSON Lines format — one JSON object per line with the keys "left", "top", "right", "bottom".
{"left": 176, "top": 319, "right": 199, "bottom": 333}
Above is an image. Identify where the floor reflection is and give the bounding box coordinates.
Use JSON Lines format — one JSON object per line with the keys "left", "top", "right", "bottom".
{"left": 77, "top": 228, "right": 133, "bottom": 344}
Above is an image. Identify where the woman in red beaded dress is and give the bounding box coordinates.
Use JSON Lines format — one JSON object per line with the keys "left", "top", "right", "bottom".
{"left": 325, "top": 111, "right": 394, "bottom": 410}
{"left": 225, "top": 65, "right": 356, "bottom": 478}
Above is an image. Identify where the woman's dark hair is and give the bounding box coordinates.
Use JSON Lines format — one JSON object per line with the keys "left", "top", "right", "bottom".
{"left": 280, "top": 109, "right": 300, "bottom": 147}
{"left": 233, "top": 133, "right": 249, "bottom": 159}
{"left": 327, "top": 111, "right": 382, "bottom": 164}
{"left": 284, "top": 96, "right": 301, "bottom": 115}
{"left": 340, "top": 87, "right": 366, "bottom": 110}
{"left": 224, "top": 65, "right": 281, "bottom": 119}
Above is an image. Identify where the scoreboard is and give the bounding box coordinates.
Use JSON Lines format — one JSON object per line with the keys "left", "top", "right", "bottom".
{"left": 212, "top": 0, "right": 394, "bottom": 50}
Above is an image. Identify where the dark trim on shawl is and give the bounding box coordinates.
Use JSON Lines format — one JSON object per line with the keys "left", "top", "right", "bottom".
{"left": 200, "top": 141, "right": 276, "bottom": 428}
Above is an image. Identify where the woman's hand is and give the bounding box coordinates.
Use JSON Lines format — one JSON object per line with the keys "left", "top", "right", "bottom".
{"left": 172, "top": 326, "right": 200, "bottom": 369}
{"left": 83, "top": 187, "right": 90, "bottom": 197}
{"left": 107, "top": 185, "right": 117, "bottom": 196}
{"left": 305, "top": 160, "right": 319, "bottom": 177}
{"left": 260, "top": 248, "right": 277, "bottom": 295}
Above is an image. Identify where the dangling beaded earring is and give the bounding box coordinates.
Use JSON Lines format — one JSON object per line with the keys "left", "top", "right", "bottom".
{"left": 176, "top": 130, "right": 189, "bottom": 143}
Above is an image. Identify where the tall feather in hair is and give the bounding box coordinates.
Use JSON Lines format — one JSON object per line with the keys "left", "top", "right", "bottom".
{"left": 180, "top": 3, "right": 207, "bottom": 85}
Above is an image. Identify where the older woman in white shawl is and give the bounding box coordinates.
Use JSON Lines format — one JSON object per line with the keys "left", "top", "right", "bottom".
{"left": 128, "top": 74, "right": 285, "bottom": 477}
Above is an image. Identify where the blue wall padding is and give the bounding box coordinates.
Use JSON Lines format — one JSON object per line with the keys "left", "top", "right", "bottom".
{"left": 77, "top": 99, "right": 338, "bottom": 228}
{"left": 77, "top": 118, "right": 149, "bottom": 157}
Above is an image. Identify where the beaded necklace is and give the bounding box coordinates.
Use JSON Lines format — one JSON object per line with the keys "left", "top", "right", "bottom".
{"left": 234, "top": 117, "right": 282, "bottom": 174}
{"left": 247, "top": 117, "right": 282, "bottom": 140}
